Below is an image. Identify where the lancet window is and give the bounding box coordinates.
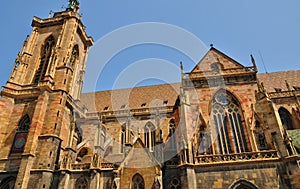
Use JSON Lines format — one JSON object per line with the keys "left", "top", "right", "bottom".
{"left": 33, "top": 35, "right": 55, "bottom": 84}
{"left": 144, "top": 122, "right": 156, "bottom": 152}
{"left": 131, "top": 174, "right": 144, "bottom": 189}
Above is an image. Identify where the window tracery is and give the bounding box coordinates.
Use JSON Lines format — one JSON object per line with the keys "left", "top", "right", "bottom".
{"left": 34, "top": 35, "right": 55, "bottom": 84}
{"left": 169, "top": 177, "right": 181, "bottom": 189}
{"left": 74, "top": 176, "right": 89, "bottom": 189}
{"left": 144, "top": 122, "right": 155, "bottom": 152}
{"left": 131, "top": 174, "right": 144, "bottom": 189}
{"left": 211, "top": 90, "right": 249, "bottom": 154}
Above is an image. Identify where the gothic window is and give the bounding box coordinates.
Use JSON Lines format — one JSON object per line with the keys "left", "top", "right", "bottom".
{"left": 144, "top": 122, "right": 156, "bottom": 152}
{"left": 121, "top": 124, "right": 126, "bottom": 153}
{"left": 278, "top": 107, "right": 294, "bottom": 130}
{"left": 169, "top": 119, "right": 177, "bottom": 150}
{"left": 69, "top": 45, "right": 79, "bottom": 69}
{"left": 34, "top": 35, "right": 55, "bottom": 84}
{"left": 169, "top": 177, "right": 181, "bottom": 189}
{"left": 131, "top": 174, "right": 144, "bottom": 189}
{"left": 11, "top": 115, "right": 31, "bottom": 153}
{"left": 229, "top": 179, "right": 258, "bottom": 189}
{"left": 211, "top": 90, "right": 249, "bottom": 154}
{"left": 74, "top": 176, "right": 89, "bottom": 189}
{"left": 0, "top": 177, "right": 15, "bottom": 189}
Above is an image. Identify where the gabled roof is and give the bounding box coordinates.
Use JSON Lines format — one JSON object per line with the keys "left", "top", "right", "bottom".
{"left": 190, "top": 47, "right": 247, "bottom": 73}
{"left": 119, "top": 138, "right": 161, "bottom": 169}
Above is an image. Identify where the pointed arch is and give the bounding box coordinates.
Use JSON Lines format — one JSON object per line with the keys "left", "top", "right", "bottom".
{"left": 229, "top": 179, "right": 259, "bottom": 189}
{"left": 0, "top": 176, "right": 16, "bottom": 189}
{"left": 210, "top": 89, "right": 249, "bottom": 154}
{"left": 169, "top": 177, "right": 181, "bottom": 189}
{"left": 144, "top": 122, "right": 156, "bottom": 152}
{"left": 11, "top": 114, "right": 31, "bottom": 153}
{"left": 69, "top": 45, "right": 79, "bottom": 69}
{"left": 131, "top": 173, "right": 145, "bottom": 189}
{"left": 33, "top": 35, "right": 56, "bottom": 84}
{"left": 278, "top": 107, "right": 294, "bottom": 130}
{"left": 169, "top": 119, "right": 177, "bottom": 150}
{"left": 74, "top": 176, "right": 89, "bottom": 189}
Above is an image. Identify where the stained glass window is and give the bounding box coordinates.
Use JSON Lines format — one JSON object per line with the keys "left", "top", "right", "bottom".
{"left": 211, "top": 90, "right": 249, "bottom": 154}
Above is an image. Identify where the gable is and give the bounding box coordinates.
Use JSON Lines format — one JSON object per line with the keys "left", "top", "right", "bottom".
{"left": 190, "top": 47, "right": 246, "bottom": 73}
{"left": 120, "top": 138, "right": 160, "bottom": 169}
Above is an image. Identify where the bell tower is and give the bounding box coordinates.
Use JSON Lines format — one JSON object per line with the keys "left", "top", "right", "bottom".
{"left": 0, "top": 1, "right": 93, "bottom": 188}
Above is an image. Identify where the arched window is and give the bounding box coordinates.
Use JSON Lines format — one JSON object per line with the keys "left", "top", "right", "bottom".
{"left": 121, "top": 124, "right": 126, "bottom": 153}
{"left": 169, "top": 177, "right": 181, "bottom": 189}
{"left": 34, "top": 35, "right": 55, "bottom": 84}
{"left": 211, "top": 90, "right": 249, "bottom": 154}
{"left": 69, "top": 45, "right": 79, "bottom": 69}
{"left": 11, "top": 115, "right": 31, "bottom": 153}
{"left": 74, "top": 176, "right": 89, "bottom": 189}
{"left": 229, "top": 179, "right": 258, "bottom": 189}
{"left": 0, "top": 177, "right": 15, "bottom": 189}
{"left": 144, "top": 122, "right": 156, "bottom": 152}
{"left": 278, "top": 107, "right": 294, "bottom": 130}
{"left": 131, "top": 174, "right": 144, "bottom": 189}
{"left": 169, "top": 119, "right": 176, "bottom": 150}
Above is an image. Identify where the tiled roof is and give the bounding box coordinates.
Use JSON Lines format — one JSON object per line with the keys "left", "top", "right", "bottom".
{"left": 80, "top": 70, "right": 299, "bottom": 112}
{"left": 80, "top": 83, "right": 180, "bottom": 113}
{"left": 257, "top": 70, "right": 300, "bottom": 92}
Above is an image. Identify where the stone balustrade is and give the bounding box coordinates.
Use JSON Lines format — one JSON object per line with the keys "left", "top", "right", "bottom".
{"left": 195, "top": 150, "right": 279, "bottom": 165}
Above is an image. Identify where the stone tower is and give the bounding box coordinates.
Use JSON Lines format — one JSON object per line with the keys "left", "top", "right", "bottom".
{"left": 0, "top": 3, "right": 93, "bottom": 188}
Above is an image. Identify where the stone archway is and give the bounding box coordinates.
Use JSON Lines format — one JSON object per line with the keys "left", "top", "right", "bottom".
{"left": 229, "top": 179, "right": 259, "bottom": 189}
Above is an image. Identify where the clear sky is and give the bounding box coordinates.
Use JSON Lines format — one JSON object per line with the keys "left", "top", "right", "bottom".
{"left": 0, "top": 0, "right": 299, "bottom": 92}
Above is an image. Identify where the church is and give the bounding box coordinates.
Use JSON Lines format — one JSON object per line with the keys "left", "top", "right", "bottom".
{"left": 0, "top": 1, "right": 300, "bottom": 189}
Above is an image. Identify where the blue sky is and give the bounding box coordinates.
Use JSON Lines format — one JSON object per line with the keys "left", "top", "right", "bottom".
{"left": 0, "top": 0, "right": 299, "bottom": 92}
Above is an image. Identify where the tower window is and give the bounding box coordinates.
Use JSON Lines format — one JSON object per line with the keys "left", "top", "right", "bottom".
{"left": 68, "top": 45, "right": 79, "bottom": 69}
{"left": 33, "top": 35, "right": 55, "bottom": 84}
{"left": 141, "top": 103, "right": 146, "bottom": 107}
{"left": 103, "top": 106, "right": 109, "bottom": 111}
